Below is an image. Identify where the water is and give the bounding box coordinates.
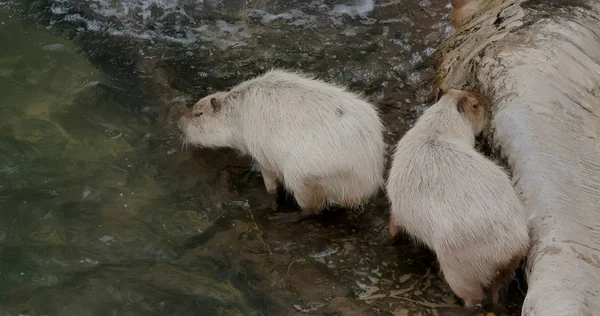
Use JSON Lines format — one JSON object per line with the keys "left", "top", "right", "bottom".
{"left": 0, "top": 0, "right": 524, "bottom": 315}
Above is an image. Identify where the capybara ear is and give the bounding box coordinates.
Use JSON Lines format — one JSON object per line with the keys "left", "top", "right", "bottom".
{"left": 210, "top": 97, "right": 222, "bottom": 112}
{"left": 436, "top": 88, "right": 445, "bottom": 102}
{"left": 457, "top": 97, "right": 466, "bottom": 113}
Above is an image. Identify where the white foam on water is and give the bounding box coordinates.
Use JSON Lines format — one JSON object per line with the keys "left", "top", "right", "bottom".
{"left": 41, "top": 43, "right": 67, "bottom": 51}
{"left": 330, "top": 0, "right": 374, "bottom": 17}
{"left": 259, "top": 9, "right": 306, "bottom": 24}
{"left": 43, "top": 0, "right": 389, "bottom": 47}
{"left": 310, "top": 247, "right": 338, "bottom": 258}
{"left": 50, "top": 3, "right": 68, "bottom": 14}
{"left": 48, "top": 0, "right": 205, "bottom": 43}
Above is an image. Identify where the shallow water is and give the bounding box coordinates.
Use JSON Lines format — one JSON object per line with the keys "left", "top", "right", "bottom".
{"left": 0, "top": 0, "right": 524, "bottom": 315}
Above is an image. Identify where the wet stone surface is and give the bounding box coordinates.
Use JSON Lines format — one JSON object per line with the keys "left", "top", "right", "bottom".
{"left": 0, "top": 0, "right": 525, "bottom": 315}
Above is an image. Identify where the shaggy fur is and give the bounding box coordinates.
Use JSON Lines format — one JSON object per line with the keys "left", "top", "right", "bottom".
{"left": 386, "top": 89, "right": 530, "bottom": 307}
{"left": 179, "top": 69, "right": 386, "bottom": 221}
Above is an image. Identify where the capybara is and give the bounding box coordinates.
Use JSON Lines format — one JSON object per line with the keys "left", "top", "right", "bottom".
{"left": 386, "top": 88, "right": 529, "bottom": 313}
{"left": 178, "top": 69, "right": 386, "bottom": 223}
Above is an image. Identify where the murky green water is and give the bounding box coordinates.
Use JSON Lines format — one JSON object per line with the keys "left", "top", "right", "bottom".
{"left": 0, "top": 0, "right": 524, "bottom": 315}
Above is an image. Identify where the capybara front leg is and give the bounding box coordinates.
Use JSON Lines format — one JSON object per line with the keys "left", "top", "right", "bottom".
{"left": 260, "top": 166, "right": 279, "bottom": 197}
{"left": 269, "top": 184, "right": 325, "bottom": 224}
{"left": 386, "top": 212, "right": 403, "bottom": 245}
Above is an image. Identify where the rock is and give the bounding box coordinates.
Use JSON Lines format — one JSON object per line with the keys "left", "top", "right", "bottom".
{"left": 437, "top": 0, "right": 600, "bottom": 315}
{"left": 322, "top": 297, "right": 375, "bottom": 316}
{"left": 288, "top": 267, "right": 349, "bottom": 301}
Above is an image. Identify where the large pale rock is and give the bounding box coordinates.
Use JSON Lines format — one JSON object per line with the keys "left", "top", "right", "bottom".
{"left": 437, "top": 0, "right": 600, "bottom": 315}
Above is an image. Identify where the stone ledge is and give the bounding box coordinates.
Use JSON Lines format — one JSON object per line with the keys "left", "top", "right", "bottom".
{"left": 437, "top": 1, "right": 600, "bottom": 315}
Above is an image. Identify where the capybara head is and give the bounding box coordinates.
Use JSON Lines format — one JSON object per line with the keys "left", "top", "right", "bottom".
{"left": 437, "top": 88, "right": 488, "bottom": 136}
{"left": 178, "top": 91, "right": 237, "bottom": 149}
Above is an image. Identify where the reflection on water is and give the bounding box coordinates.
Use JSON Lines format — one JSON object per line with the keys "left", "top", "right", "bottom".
{"left": 0, "top": 0, "right": 524, "bottom": 315}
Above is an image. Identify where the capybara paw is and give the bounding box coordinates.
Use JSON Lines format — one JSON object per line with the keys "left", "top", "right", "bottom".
{"left": 268, "top": 212, "right": 311, "bottom": 223}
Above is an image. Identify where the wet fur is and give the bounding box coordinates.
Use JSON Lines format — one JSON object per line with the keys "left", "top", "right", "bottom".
{"left": 179, "top": 69, "right": 386, "bottom": 217}
{"left": 386, "top": 89, "right": 530, "bottom": 306}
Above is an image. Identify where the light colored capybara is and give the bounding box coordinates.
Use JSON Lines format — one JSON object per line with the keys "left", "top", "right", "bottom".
{"left": 178, "top": 69, "right": 386, "bottom": 223}
{"left": 385, "top": 88, "right": 529, "bottom": 312}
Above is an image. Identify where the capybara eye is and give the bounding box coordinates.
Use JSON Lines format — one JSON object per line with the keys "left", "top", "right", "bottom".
{"left": 473, "top": 104, "right": 479, "bottom": 109}
{"left": 195, "top": 112, "right": 203, "bottom": 117}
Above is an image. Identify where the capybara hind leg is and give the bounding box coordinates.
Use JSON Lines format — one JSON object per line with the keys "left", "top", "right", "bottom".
{"left": 491, "top": 255, "right": 521, "bottom": 312}
{"left": 260, "top": 166, "right": 279, "bottom": 197}
{"left": 439, "top": 260, "right": 485, "bottom": 308}
{"left": 491, "top": 277, "right": 509, "bottom": 312}
{"left": 294, "top": 185, "right": 326, "bottom": 215}
{"left": 269, "top": 184, "right": 325, "bottom": 224}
